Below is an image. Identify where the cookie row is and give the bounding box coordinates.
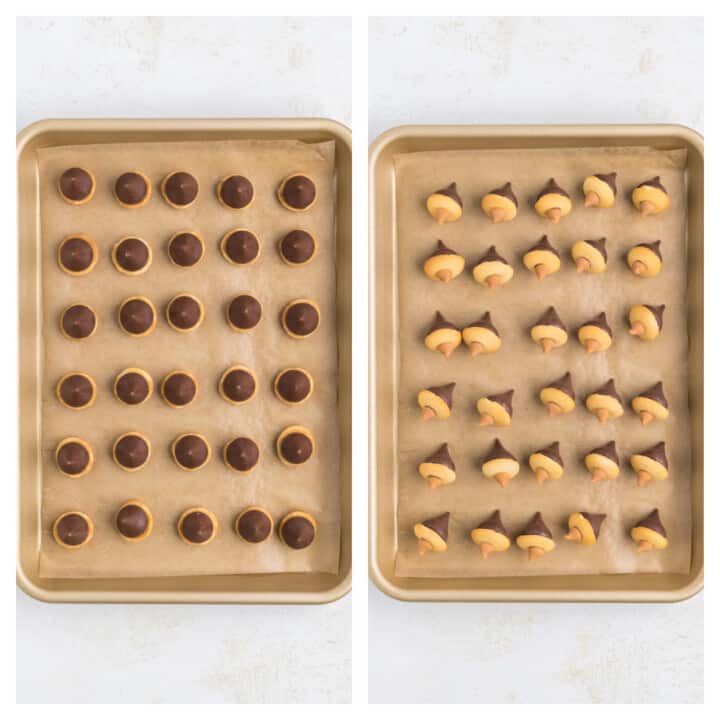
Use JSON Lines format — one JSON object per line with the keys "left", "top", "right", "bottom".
{"left": 425, "top": 175, "right": 669, "bottom": 224}
{"left": 52, "top": 505, "right": 317, "bottom": 550}
{"left": 54, "top": 426, "right": 316, "bottom": 476}
{"left": 413, "top": 509, "right": 669, "bottom": 558}
{"left": 58, "top": 167, "right": 319, "bottom": 212}
{"left": 417, "top": 377, "right": 669, "bottom": 426}
{"left": 425, "top": 238, "right": 663, "bottom": 285}
{"left": 59, "top": 296, "right": 320, "bottom": 339}
{"left": 57, "top": 366, "right": 313, "bottom": 410}
{"left": 418, "top": 438, "right": 668, "bottom": 489}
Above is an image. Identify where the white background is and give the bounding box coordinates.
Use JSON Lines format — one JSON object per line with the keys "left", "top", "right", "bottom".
{"left": 368, "top": 16, "right": 703, "bottom": 704}
{"left": 16, "top": 16, "right": 351, "bottom": 704}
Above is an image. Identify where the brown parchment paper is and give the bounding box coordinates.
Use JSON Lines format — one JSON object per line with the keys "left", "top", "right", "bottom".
{"left": 393, "top": 146, "right": 691, "bottom": 578}
{"left": 37, "top": 139, "right": 340, "bottom": 578}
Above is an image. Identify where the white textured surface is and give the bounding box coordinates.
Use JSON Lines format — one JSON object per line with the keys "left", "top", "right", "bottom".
{"left": 369, "top": 17, "right": 703, "bottom": 704}
{"left": 16, "top": 16, "right": 350, "bottom": 704}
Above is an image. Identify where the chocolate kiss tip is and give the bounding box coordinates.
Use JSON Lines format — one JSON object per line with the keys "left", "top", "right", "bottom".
{"left": 478, "top": 413, "right": 494, "bottom": 427}
{"left": 595, "top": 407, "right": 610, "bottom": 425}
{"left": 436, "top": 268, "right": 452, "bottom": 283}
{"left": 437, "top": 342, "right": 455, "bottom": 358}
{"left": 584, "top": 191, "right": 600, "bottom": 208}
{"left": 534, "top": 263, "right": 549, "bottom": 281}
{"left": 629, "top": 321, "right": 645, "bottom": 336}
{"left": 636, "top": 470, "right": 652, "bottom": 487}
{"left": 528, "top": 546, "right": 545, "bottom": 561}
{"left": 489, "top": 207, "right": 505, "bottom": 224}
{"left": 636, "top": 539, "right": 653, "bottom": 553}
{"left": 591, "top": 468, "right": 607, "bottom": 483}
{"left": 546, "top": 207, "right": 562, "bottom": 223}
{"left": 546, "top": 401, "right": 562, "bottom": 417}
{"left": 639, "top": 200, "right": 655, "bottom": 218}
{"left": 540, "top": 337, "right": 555, "bottom": 354}
{"left": 535, "top": 467, "right": 549, "bottom": 485}
{"left": 486, "top": 274, "right": 501, "bottom": 289}
{"left": 418, "top": 538, "right": 433, "bottom": 555}
{"left": 495, "top": 473, "right": 510, "bottom": 488}
{"left": 427, "top": 476, "right": 443, "bottom": 490}
{"left": 639, "top": 410, "right": 654, "bottom": 426}
{"left": 631, "top": 260, "right": 647, "bottom": 275}
{"left": 575, "top": 257, "right": 591, "bottom": 273}
{"left": 434, "top": 207, "right": 451, "bottom": 224}
{"left": 565, "top": 527, "right": 582, "bottom": 542}
{"left": 584, "top": 338, "right": 600, "bottom": 355}
{"left": 479, "top": 542, "right": 493, "bottom": 559}
{"left": 420, "top": 406, "right": 436, "bottom": 422}
{"left": 470, "top": 342, "right": 486, "bottom": 357}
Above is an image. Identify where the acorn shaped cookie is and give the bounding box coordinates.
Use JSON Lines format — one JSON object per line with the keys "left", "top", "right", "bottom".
{"left": 584, "top": 441, "right": 620, "bottom": 483}
{"left": 414, "top": 512, "right": 450, "bottom": 555}
{"left": 627, "top": 241, "right": 662, "bottom": 278}
{"left": 481, "top": 438, "right": 520, "bottom": 488}
{"left": 632, "top": 177, "right": 669, "bottom": 217}
{"left": 424, "top": 312, "right": 462, "bottom": 358}
{"left": 631, "top": 382, "right": 669, "bottom": 426}
{"left": 565, "top": 512, "right": 606, "bottom": 545}
{"left": 577, "top": 312, "right": 613, "bottom": 354}
{"left": 528, "top": 441, "right": 564, "bottom": 485}
{"left": 585, "top": 379, "right": 624, "bottom": 424}
{"left": 476, "top": 389, "right": 514, "bottom": 427}
{"left": 426, "top": 182, "right": 463, "bottom": 224}
{"left": 539, "top": 372, "right": 575, "bottom": 416}
{"left": 630, "top": 441, "right": 669, "bottom": 487}
{"left": 472, "top": 245, "right": 514, "bottom": 289}
{"left": 470, "top": 510, "right": 511, "bottom": 558}
{"left": 530, "top": 306, "right": 568, "bottom": 353}
{"left": 516, "top": 512, "right": 555, "bottom": 560}
{"left": 534, "top": 178, "right": 572, "bottom": 223}
{"left": 628, "top": 304, "right": 665, "bottom": 341}
{"left": 418, "top": 442, "right": 456, "bottom": 489}
{"left": 572, "top": 238, "right": 608, "bottom": 274}
{"left": 523, "top": 236, "right": 561, "bottom": 280}
{"left": 423, "top": 240, "right": 466, "bottom": 283}
{"left": 417, "top": 382, "right": 455, "bottom": 421}
{"left": 481, "top": 182, "right": 518, "bottom": 223}
{"left": 583, "top": 172, "right": 617, "bottom": 208}
{"left": 631, "top": 509, "right": 668, "bottom": 552}
{"left": 462, "top": 312, "right": 501, "bottom": 356}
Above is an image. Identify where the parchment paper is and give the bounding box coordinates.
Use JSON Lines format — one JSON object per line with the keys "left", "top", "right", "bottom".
{"left": 37, "top": 139, "right": 340, "bottom": 578}
{"left": 393, "top": 146, "right": 692, "bottom": 578}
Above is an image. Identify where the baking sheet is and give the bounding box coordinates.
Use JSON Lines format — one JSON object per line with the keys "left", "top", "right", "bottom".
{"left": 393, "top": 146, "right": 691, "bottom": 578}
{"left": 37, "top": 138, "right": 340, "bottom": 578}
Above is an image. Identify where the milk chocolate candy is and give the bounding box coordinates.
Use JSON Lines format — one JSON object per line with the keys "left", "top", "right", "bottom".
{"left": 418, "top": 442, "right": 456, "bottom": 489}
{"left": 523, "top": 235, "right": 561, "bottom": 280}
{"left": 565, "top": 512, "right": 606, "bottom": 545}
{"left": 227, "top": 294, "right": 262, "bottom": 332}
{"left": 58, "top": 167, "right": 95, "bottom": 204}
{"left": 115, "top": 501, "right": 153, "bottom": 541}
{"left": 277, "top": 173, "right": 317, "bottom": 212}
{"left": 177, "top": 507, "right": 218, "bottom": 545}
{"left": 539, "top": 372, "right": 575, "bottom": 416}
{"left": 481, "top": 438, "right": 520, "bottom": 487}
{"left": 583, "top": 172, "right": 617, "bottom": 208}
{"left": 167, "top": 294, "right": 204, "bottom": 332}
{"left": 584, "top": 440, "right": 620, "bottom": 483}
{"left": 417, "top": 382, "right": 455, "bottom": 421}
{"left": 462, "top": 312, "right": 501, "bottom": 356}
{"left": 57, "top": 234, "right": 98, "bottom": 275}
{"left": 426, "top": 182, "right": 463, "bottom": 224}
{"left": 424, "top": 311, "right": 462, "bottom": 358}
{"left": 279, "top": 511, "right": 317, "bottom": 549}
{"left": 60, "top": 304, "right": 97, "bottom": 340}
{"left": 530, "top": 306, "right": 568, "bottom": 353}
{"left": 578, "top": 311, "right": 613, "bottom": 354}
{"left": 476, "top": 389, "right": 514, "bottom": 427}
{"left": 114, "top": 368, "right": 153, "bottom": 406}
{"left": 481, "top": 182, "right": 518, "bottom": 223}
{"left": 281, "top": 299, "right": 320, "bottom": 339}
{"left": 162, "top": 171, "right": 199, "bottom": 208}
{"left": 628, "top": 304, "right": 665, "bottom": 341}
{"left": 168, "top": 231, "right": 205, "bottom": 268}
{"left": 423, "top": 240, "right": 465, "bottom": 283}
{"left": 631, "top": 382, "right": 669, "bottom": 426}
{"left": 53, "top": 511, "right": 93, "bottom": 548}
{"left": 217, "top": 175, "right": 254, "bottom": 209}
{"left": 528, "top": 441, "right": 564, "bottom": 485}
{"left": 274, "top": 368, "right": 313, "bottom": 405}
{"left": 472, "top": 245, "right": 513, "bottom": 288}
{"left": 115, "top": 171, "right": 151, "bottom": 207}
{"left": 414, "top": 511, "right": 450, "bottom": 554}
{"left": 470, "top": 510, "right": 511, "bottom": 557}
{"left": 627, "top": 240, "right": 662, "bottom": 278}
{"left": 161, "top": 370, "right": 197, "bottom": 408}
{"left": 56, "top": 372, "right": 96, "bottom": 410}
{"left": 631, "top": 441, "right": 669, "bottom": 486}
{"left": 112, "top": 432, "right": 151, "bottom": 472}
{"left": 172, "top": 433, "right": 211, "bottom": 471}
{"left": 55, "top": 437, "right": 93, "bottom": 477}
{"left": 118, "top": 296, "right": 156, "bottom": 337}
{"left": 219, "top": 365, "right": 257, "bottom": 404}
{"left": 572, "top": 238, "right": 608, "bottom": 274}
{"left": 516, "top": 512, "right": 555, "bottom": 560}
{"left": 276, "top": 426, "right": 315, "bottom": 467}
{"left": 534, "top": 178, "right": 572, "bottom": 223}
{"left": 585, "top": 378, "right": 624, "bottom": 424}
{"left": 631, "top": 508, "right": 668, "bottom": 551}
{"left": 235, "top": 507, "right": 273, "bottom": 543}
{"left": 632, "top": 177, "right": 669, "bottom": 217}
{"left": 224, "top": 436, "right": 260, "bottom": 473}
{"left": 221, "top": 229, "right": 261, "bottom": 266}
{"left": 279, "top": 229, "right": 317, "bottom": 266}
{"left": 112, "top": 236, "right": 152, "bottom": 275}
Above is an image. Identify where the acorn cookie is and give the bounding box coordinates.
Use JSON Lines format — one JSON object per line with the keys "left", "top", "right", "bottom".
{"left": 481, "top": 182, "right": 518, "bottom": 223}
{"left": 418, "top": 442, "right": 456, "bottom": 489}
{"left": 470, "top": 510, "right": 511, "bottom": 558}
{"left": 630, "top": 442, "right": 668, "bottom": 486}
{"left": 221, "top": 229, "right": 261, "bottom": 266}
{"left": 584, "top": 441, "right": 620, "bottom": 483}
{"left": 274, "top": 368, "right": 313, "bottom": 405}
{"left": 53, "top": 511, "right": 94, "bottom": 548}
{"left": 235, "top": 507, "right": 273, "bottom": 544}
{"left": 279, "top": 511, "right": 317, "bottom": 549}
{"left": 424, "top": 312, "right": 462, "bottom": 358}
{"left": 417, "top": 382, "right": 455, "bottom": 421}
{"left": 631, "top": 382, "right": 669, "bottom": 425}
{"left": 277, "top": 173, "right": 317, "bottom": 212}
{"left": 166, "top": 293, "right": 204, "bottom": 333}
{"left": 516, "top": 512, "right": 555, "bottom": 560}
{"left": 217, "top": 175, "right": 254, "bottom": 209}
{"left": 118, "top": 296, "right": 156, "bottom": 337}
{"left": 481, "top": 438, "right": 520, "bottom": 488}
{"left": 56, "top": 372, "right": 96, "bottom": 410}
{"left": 530, "top": 306, "right": 568, "bottom": 353}
{"left": 276, "top": 425, "right": 315, "bottom": 467}
{"left": 539, "top": 372, "right": 575, "bottom": 416}
{"left": 627, "top": 241, "right": 662, "bottom": 278}
{"left": 112, "top": 236, "right": 152, "bottom": 275}
{"left": 58, "top": 167, "right": 95, "bottom": 205}
{"left": 60, "top": 304, "right": 97, "bottom": 341}
{"left": 585, "top": 379, "right": 624, "bottom": 424}
{"left": 172, "top": 433, "right": 211, "bottom": 471}
{"left": 523, "top": 236, "right": 561, "bottom": 280}
{"left": 55, "top": 437, "right": 93, "bottom": 478}
{"left": 577, "top": 312, "right": 613, "bottom": 354}
{"left": 414, "top": 512, "right": 450, "bottom": 555}
{"left": 462, "top": 312, "right": 501, "bottom": 356}
{"left": 227, "top": 294, "right": 262, "bottom": 332}
{"left": 423, "top": 240, "right": 465, "bottom": 283}
{"left": 115, "top": 171, "right": 152, "bottom": 208}
{"left": 114, "top": 368, "right": 153, "bottom": 406}
{"left": 112, "top": 432, "right": 151, "bottom": 472}
{"left": 224, "top": 436, "right": 260, "bottom": 474}
{"left": 565, "top": 512, "right": 606, "bottom": 545}
{"left": 628, "top": 304, "right": 665, "bottom": 341}
{"left": 583, "top": 172, "right": 617, "bottom": 208}
{"left": 281, "top": 299, "right": 320, "bottom": 339}
{"left": 161, "top": 370, "right": 197, "bottom": 408}
{"left": 168, "top": 231, "right": 205, "bottom": 268}
{"left": 476, "top": 389, "right": 513, "bottom": 427}
{"left": 57, "top": 234, "right": 98, "bottom": 276}
{"left": 572, "top": 238, "right": 607, "bottom": 274}
{"left": 631, "top": 509, "right": 668, "bottom": 552}
{"left": 528, "top": 441, "right": 564, "bottom": 485}
{"left": 177, "top": 507, "right": 218, "bottom": 545}
{"left": 632, "top": 177, "right": 669, "bottom": 217}
{"left": 115, "top": 501, "right": 153, "bottom": 542}
{"left": 534, "top": 178, "right": 572, "bottom": 223}
{"left": 426, "top": 182, "right": 463, "bottom": 224}
{"left": 219, "top": 365, "right": 257, "bottom": 405}
{"left": 279, "top": 229, "right": 316, "bottom": 266}
{"left": 472, "top": 246, "right": 514, "bottom": 288}
{"left": 161, "top": 171, "right": 199, "bottom": 208}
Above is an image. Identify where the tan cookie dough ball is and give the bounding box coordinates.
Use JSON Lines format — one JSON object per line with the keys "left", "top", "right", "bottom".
{"left": 530, "top": 306, "right": 568, "bottom": 353}
{"left": 523, "top": 235, "right": 561, "bottom": 280}
{"left": 539, "top": 372, "right": 576, "bottom": 416}
{"left": 277, "top": 173, "right": 318, "bottom": 212}
{"left": 423, "top": 240, "right": 465, "bottom": 283}
{"left": 58, "top": 167, "right": 95, "bottom": 205}
{"left": 56, "top": 372, "right": 96, "bottom": 410}
{"left": 414, "top": 512, "right": 450, "bottom": 555}
{"left": 476, "top": 389, "right": 513, "bottom": 427}
{"left": 115, "top": 500, "right": 153, "bottom": 542}
{"left": 585, "top": 379, "right": 624, "bottom": 424}
{"left": 114, "top": 171, "right": 152, "bottom": 208}
{"left": 583, "top": 172, "right": 617, "bottom": 208}
{"left": 472, "top": 245, "right": 514, "bottom": 288}
{"left": 481, "top": 438, "right": 520, "bottom": 488}
{"left": 516, "top": 512, "right": 555, "bottom": 560}
{"left": 57, "top": 234, "right": 98, "bottom": 276}
{"left": 628, "top": 304, "right": 665, "bottom": 341}
{"left": 281, "top": 299, "right": 320, "bottom": 339}
{"left": 118, "top": 296, "right": 157, "bottom": 337}
{"left": 426, "top": 182, "right": 463, "bottom": 224}
{"left": 276, "top": 425, "right": 315, "bottom": 467}
{"left": 630, "top": 441, "right": 668, "bottom": 486}
{"left": 577, "top": 311, "right": 613, "bottom": 354}
{"left": 279, "top": 511, "right": 317, "bottom": 549}
{"left": 177, "top": 507, "right": 218, "bottom": 545}
{"left": 572, "top": 238, "right": 607, "bottom": 274}
{"left": 627, "top": 240, "right": 662, "bottom": 278}
{"left": 53, "top": 511, "right": 94, "bottom": 548}
{"left": 217, "top": 175, "right": 254, "bottom": 210}
{"left": 114, "top": 368, "right": 153, "bottom": 406}
{"left": 584, "top": 440, "right": 620, "bottom": 483}
{"left": 632, "top": 177, "right": 669, "bottom": 217}
{"left": 470, "top": 510, "right": 510, "bottom": 558}
{"left": 235, "top": 507, "right": 273, "bottom": 544}
{"left": 60, "top": 303, "right": 97, "bottom": 341}
{"left": 55, "top": 437, "right": 94, "bottom": 478}
{"left": 565, "top": 512, "right": 606, "bottom": 545}
{"left": 528, "top": 441, "right": 564, "bottom": 485}
{"left": 161, "top": 370, "right": 197, "bottom": 408}
{"left": 631, "top": 509, "right": 668, "bottom": 552}
{"left": 166, "top": 293, "right": 204, "bottom": 333}
{"left": 112, "top": 432, "right": 151, "bottom": 472}
{"left": 534, "top": 178, "right": 572, "bottom": 223}
{"left": 481, "top": 182, "right": 518, "bottom": 223}
{"left": 631, "top": 382, "right": 669, "bottom": 426}
{"left": 462, "top": 312, "right": 501, "bottom": 356}
{"left": 424, "top": 311, "right": 462, "bottom": 358}
{"left": 112, "top": 236, "right": 152, "bottom": 275}
{"left": 273, "top": 368, "right": 313, "bottom": 405}
{"left": 417, "top": 382, "right": 455, "bottom": 421}
{"left": 161, "top": 171, "right": 199, "bottom": 208}
{"left": 168, "top": 231, "right": 205, "bottom": 268}
{"left": 172, "top": 433, "right": 211, "bottom": 471}
{"left": 418, "top": 442, "right": 456, "bottom": 489}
